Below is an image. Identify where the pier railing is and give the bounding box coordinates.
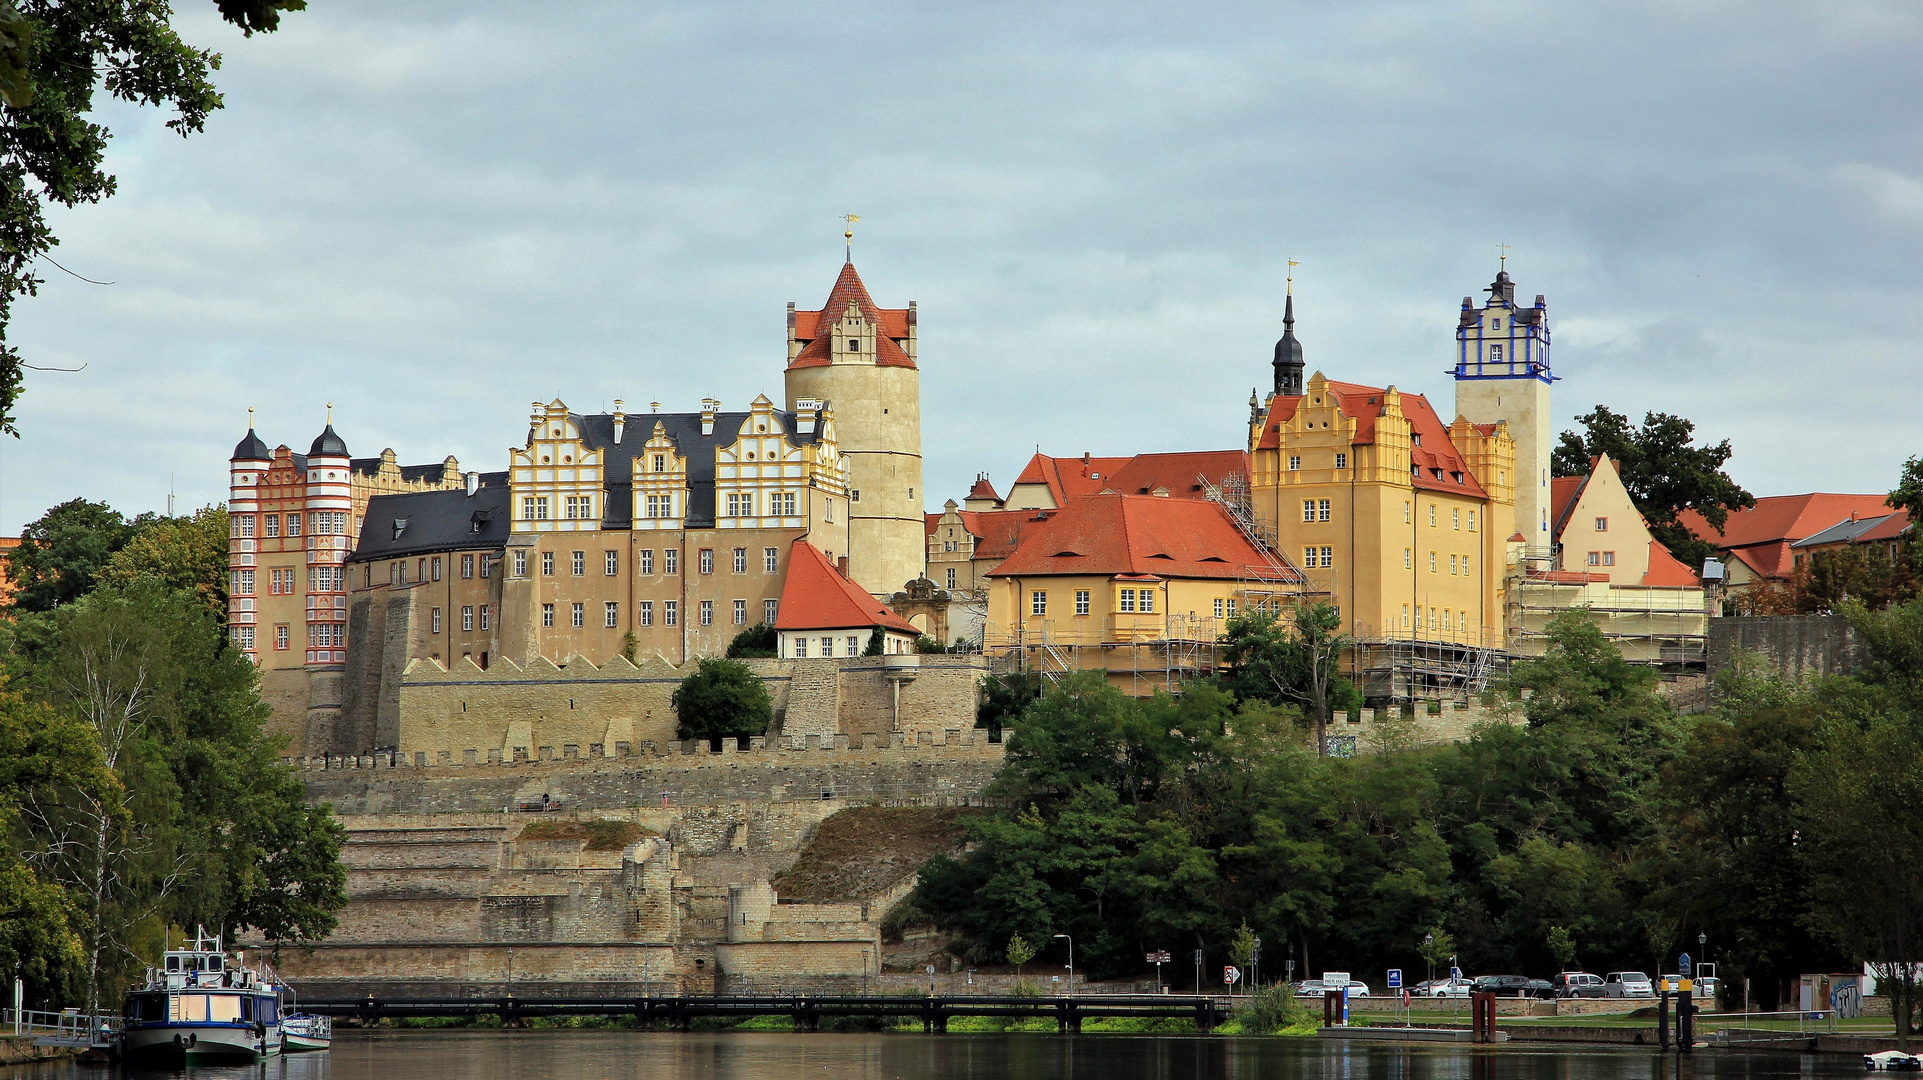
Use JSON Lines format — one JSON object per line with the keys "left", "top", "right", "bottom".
{"left": 3, "top": 1007, "right": 121, "bottom": 1049}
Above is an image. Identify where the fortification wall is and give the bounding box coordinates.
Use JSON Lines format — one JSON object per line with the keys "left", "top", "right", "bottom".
{"left": 1327, "top": 695, "right": 1526, "bottom": 754}
{"left": 386, "top": 652, "right": 987, "bottom": 759}
{"left": 1709, "top": 615, "right": 1866, "bottom": 681}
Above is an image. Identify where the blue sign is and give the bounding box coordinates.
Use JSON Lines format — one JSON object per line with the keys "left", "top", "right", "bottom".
{"left": 1679, "top": 953, "right": 1692, "bottom": 977}
{"left": 1387, "top": 969, "right": 1402, "bottom": 989}
{"left": 1450, "top": 966, "right": 1461, "bottom": 980}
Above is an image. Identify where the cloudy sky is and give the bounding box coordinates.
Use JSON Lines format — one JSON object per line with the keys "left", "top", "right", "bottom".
{"left": 2, "top": 0, "right": 1919, "bottom": 533}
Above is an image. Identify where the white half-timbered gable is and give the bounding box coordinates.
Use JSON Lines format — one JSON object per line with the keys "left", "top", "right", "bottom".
{"left": 511, "top": 400, "right": 606, "bottom": 533}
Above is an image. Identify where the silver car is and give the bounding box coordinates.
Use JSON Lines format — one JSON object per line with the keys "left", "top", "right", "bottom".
{"left": 1605, "top": 971, "right": 1655, "bottom": 997}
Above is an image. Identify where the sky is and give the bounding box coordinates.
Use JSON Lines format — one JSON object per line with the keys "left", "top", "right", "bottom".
{"left": 3, "top": 0, "right": 1920, "bottom": 534}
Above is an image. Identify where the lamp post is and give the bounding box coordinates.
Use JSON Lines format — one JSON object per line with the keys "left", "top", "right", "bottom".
{"left": 1054, "top": 934, "right": 1073, "bottom": 998}
{"left": 1424, "top": 933, "right": 1435, "bottom": 990}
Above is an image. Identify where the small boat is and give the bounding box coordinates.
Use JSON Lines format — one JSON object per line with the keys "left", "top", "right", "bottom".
{"left": 119, "top": 927, "right": 285, "bottom": 1063}
{"left": 1866, "top": 1050, "right": 1923, "bottom": 1071}
{"left": 281, "top": 1012, "right": 332, "bottom": 1052}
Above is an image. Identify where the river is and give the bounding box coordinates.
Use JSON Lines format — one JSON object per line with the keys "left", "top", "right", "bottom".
{"left": 5, "top": 1031, "right": 1876, "bottom": 1080}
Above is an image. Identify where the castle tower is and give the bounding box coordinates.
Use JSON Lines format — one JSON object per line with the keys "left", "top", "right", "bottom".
{"left": 1452, "top": 267, "right": 1553, "bottom": 548}
{"left": 304, "top": 417, "right": 352, "bottom": 667}
{"left": 1272, "top": 293, "right": 1305, "bottom": 397}
{"left": 227, "top": 420, "right": 273, "bottom": 659}
{"left": 783, "top": 261, "right": 924, "bottom": 596}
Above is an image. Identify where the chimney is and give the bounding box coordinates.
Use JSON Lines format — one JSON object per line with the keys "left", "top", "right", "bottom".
{"left": 836, "top": 555, "right": 850, "bottom": 579}
{"left": 701, "top": 398, "right": 718, "bottom": 436}
{"left": 464, "top": 472, "right": 479, "bottom": 497}
{"left": 612, "top": 399, "right": 626, "bottom": 444}
{"left": 795, "top": 398, "right": 818, "bottom": 435}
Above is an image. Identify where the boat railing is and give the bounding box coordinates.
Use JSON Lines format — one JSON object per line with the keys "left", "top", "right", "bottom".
{"left": 4, "top": 1007, "right": 122, "bottom": 1049}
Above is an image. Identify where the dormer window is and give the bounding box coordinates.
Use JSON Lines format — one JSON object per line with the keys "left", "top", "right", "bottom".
{"left": 653, "top": 454, "right": 665, "bottom": 472}
{"left": 1412, "top": 433, "right": 1422, "bottom": 446}
{"left": 847, "top": 339, "right": 860, "bottom": 351}
{"left": 1492, "top": 318, "right": 1501, "bottom": 329}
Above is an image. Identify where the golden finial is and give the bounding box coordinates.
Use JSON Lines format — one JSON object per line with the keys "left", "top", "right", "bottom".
{"left": 1498, "top": 242, "right": 1510, "bottom": 270}
{"left": 1286, "top": 259, "right": 1300, "bottom": 296}
{"left": 842, "top": 214, "right": 859, "bottom": 259}
{"left": 326, "top": 401, "right": 334, "bottom": 424}
{"left": 247, "top": 405, "right": 255, "bottom": 429}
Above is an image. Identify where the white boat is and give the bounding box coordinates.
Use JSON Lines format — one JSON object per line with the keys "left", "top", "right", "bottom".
{"left": 1866, "top": 1050, "right": 1923, "bottom": 1071}
{"left": 281, "top": 1013, "right": 332, "bottom": 1052}
{"left": 119, "top": 927, "right": 285, "bottom": 1063}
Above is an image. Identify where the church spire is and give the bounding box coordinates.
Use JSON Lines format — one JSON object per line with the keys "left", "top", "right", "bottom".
{"left": 1272, "top": 293, "right": 1304, "bottom": 396}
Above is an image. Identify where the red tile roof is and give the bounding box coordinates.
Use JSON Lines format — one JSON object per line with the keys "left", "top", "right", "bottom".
{"left": 1257, "top": 381, "right": 1488, "bottom": 498}
{"left": 788, "top": 262, "right": 915, "bottom": 370}
{"left": 775, "top": 541, "right": 919, "bottom": 633}
{"left": 1681, "top": 493, "right": 1896, "bottom": 580}
{"left": 989, "top": 492, "right": 1300, "bottom": 582}
{"left": 925, "top": 509, "right": 986, "bottom": 537}
{"left": 1640, "top": 540, "right": 1700, "bottom": 587}
{"left": 1856, "top": 511, "right": 1915, "bottom": 543}
{"left": 1105, "top": 450, "right": 1249, "bottom": 498}
{"left": 1550, "top": 475, "right": 1588, "bottom": 539}
{"left": 971, "top": 508, "right": 1053, "bottom": 563}
{"left": 966, "top": 475, "right": 1003, "bottom": 504}
{"left": 1013, "top": 453, "right": 1133, "bottom": 505}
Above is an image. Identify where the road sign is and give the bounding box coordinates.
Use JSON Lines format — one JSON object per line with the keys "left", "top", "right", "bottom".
{"left": 1450, "top": 965, "right": 1461, "bottom": 980}
{"left": 1323, "top": 971, "right": 1350, "bottom": 988}
{"left": 1224, "top": 966, "right": 1241, "bottom": 985}
{"left": 1679, "top": 953, "right": 1692, "bottom": 977}
{"left": 1148, "top": 951, "right": 1171, "bottom": 964}
{"left": 1387, "top": 969, "right": 1403, "bottom": 989}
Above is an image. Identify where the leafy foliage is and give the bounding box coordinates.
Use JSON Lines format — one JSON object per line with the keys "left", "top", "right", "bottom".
{"left": 724, "top": 623, "right": 777, "bottom": 658}
{"left": 671, "top": 658, "right": 773, "bottom": 747}
{"left": 1552, "top": 405, "right": 1754, "bottom": 570}
{"left": 95, "top": 506, "right": 229, "bottom": 619}
{"left": 0, "top": 0, "right": 306, "bottom": 435}
{"left": 5, "top": 498, "right": 140, "bottom": 611}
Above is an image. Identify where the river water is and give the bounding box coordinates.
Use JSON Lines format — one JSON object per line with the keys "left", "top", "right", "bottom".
{"left": 6, "top": 1031, "right": 1873, "bottom": 1080}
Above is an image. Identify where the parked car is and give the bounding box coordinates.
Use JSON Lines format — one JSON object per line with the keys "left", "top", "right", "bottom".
{"left": 1293, "top": 980, "right": 1326, "bottom": 997}
{"left": 1552, "top": 972, "right": 1608, "bottom": 998}
{"left": 1344, "top": 981, "right": 1372, "bottom": 998}
{"left": 1471, "top": 975, "right": 1554, "bottom": 999}
{"left": 1694, "top": 976, "right": 1721, "bottom": 1002}
{"left": 1605, "top": 972, "right": 1656, "bottom": 998}
{"left": 1416, "top": 978, "right": 1471, "bottom": 998}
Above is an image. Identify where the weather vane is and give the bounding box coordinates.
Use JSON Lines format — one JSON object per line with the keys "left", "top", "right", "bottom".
{"left": 1286, "top": 259, "right": 1300, "bottom": 296}
{"left": 842, "top": 213, "right": 860, "bottom": 259}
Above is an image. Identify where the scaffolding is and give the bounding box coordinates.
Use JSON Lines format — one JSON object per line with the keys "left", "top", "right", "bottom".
{"left": 1507, "top": 571, "right": 1708, "bottom": 672}
{"left": 1198, "top": 472, "right": 1326, "bottom": 608}
{"left": 1353, "top": 633, "right": 1507, "bottom": 703}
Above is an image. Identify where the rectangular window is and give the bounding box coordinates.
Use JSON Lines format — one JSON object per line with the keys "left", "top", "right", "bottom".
{"left": 480, "top": 554, "right": 491, "bottom": 578}
{"left": 541, "top": 551, "right": 555, "bottom": 576}
{"left": 826, "top": 500, "right": 834, "bottom": 523}
{"left": 1429, "top": 505, "right": 1437, "bottom": 526}
{"left": 1404, "top": 501, "right": 1412, "bottom": 524}
{"left": 1288, "top": 455, "right": 1301, "bottom": 471}
{"left": 1225, "top": 598, "right": 1237, "bottom": 616}
{"left": 237, "top": 569, "right": 256, "bottom": 595}
{"left": 1451, "top": 554, "right": 1458, "bottom": 575}
{"left": 264, "top": 514, "right": 280, "bottom": 538}
{"left": 233, "top": 625, "right": 255, "bottom": 651}
{"left": 1030, "top": 591, "right": 1047, "bottom": 617}
{"left": 1075, "top": 590, "right": 1091, "bottom": 615}
{"left": 847, "top": 635, "right": 860, "bottom": 656}
{"left": 821, "top": 636, "right": 835, "bottom": 658}
{"left": 652, "top": 453, "right": 666, "bottom": 473}
{"left": 1489, "top": 343, "right": 1504, "bottom": 361}
{"left": 1404, "top": 548, "right": 1413, "bottom": 569}
{"left": 462, "top": 605, "right": 474, "bottom": 632}
{"left": 606, "top": 601, "right": 620, "bottom": 628}
{"left": 1402, "top": 604, "right": 1410, "bottom": 628}
{"left": 1430, "top": 551, "right": 1437, "bottom": 572}
{"left": 515, "top": 550, "right": 527, "bottom": 576}
{"left": 699, "top": 600, "right": 713, "bottom": 626}
{"left": 1140, "top": 589, "right": 1156, "bottom": 614}
{"left": 733, "top": 548, "right": 747, "bottom": 573}
{"left": 666, "top": 549, "right": 679, "bottom": 575}
{"left": 1587, "top": 551, "right": 1600, "bottom": 566}
{"left": 699, "top": 549, "right": 714, "bottom": 574}
{"left": 536, "top": 496, "right": 550, "bottom": 520}
{"left": 1334, "top": 452, "right": 1347, "bottom": 469}
{"left": 571, "top": 550, "right": 585, "bottom": 576}
{"left": 639, "top": 601, "right": 653, "bottom": 626}
{"left": 606, "top": 551, "right": 619, "bottom": 576}
{"left": 1602, "top": 551, "right": 1615, "bottom": 566}
{"left": 275, "top": 625, "right": 289, "bottom": 650}
{"left": 239, "top": 515, "right": 255, "bottom": 538}
{"left": 640, "top": 549, "right": 655, "bottom": 575}
{"left": 480, "top": 605, "right": 490, "bottom": 631}
{"left": 1468, "top": 510, "right": 1476, "bottom": 532}
{"left": 1318, "top": 499, "right": 1331, "bottom": 522}
{"left": 1319, "top": 546, "right": 1333, "bottom": 568}
{"left": 1453, "top": 508, "right": 1460, "bottom": 530}
{"left": 287, "top": 513, "right": 301, "bottom": 536}
{"left": 726, "top": 492, "right": 741, "bottom": 517}
{"left": 794, "top": 637, "right": 807, "bottom": 658}
{"left": 1463, "top": 555, "right": 1471, "bottom": 575}
{"left": 1302, "top": 499, "right": 1315, "bottom": 523}
{"left": 776, "top": 492, "right": 796, "bottom": 516}
{"left": 733, "top": 599, "right": 746, "bottom": 625}
{"left": 1595, "top": 517, "right": 1608, "bottom": 532}
{"left": 431, "top": 607, "right": 442, "bottom": 634}
{"left": 542, "top": 603, "right": 555, "bottom": 627}
{"left": 1119, "top": 589, "right": 1136, "bottom": 613}
{"left": 1213, "top": 598, "right": 1224, "bottom": 619}
{"left": 765, "top": 547, "right": 779, "bottom": 574}
{"left": 431, "top": 556, "right": 442, "bottom": 581}
{"left": 462, "top": 554, "right": 474, "bottom": 579}
{"left": 764, "top": 599, "right": 778, "bottom": 624}
{"left": 947, "top": 567, "right": 958, "bottom": 590}
{"left": 571, "top": 602, "right": 585, "bottom": 628}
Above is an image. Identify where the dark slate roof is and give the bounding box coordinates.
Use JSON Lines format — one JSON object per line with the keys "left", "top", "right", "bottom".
{"left": 232, "top": 429, "right": 272, "bottom": 461}
{"left": 1791, "top": 513, "right": 1898, "bottom": 549}
{"left": 572, "top": 406, "right": 823, "bottom": 529}
{"left": 347, "top": 472, "right": 511, "bottom": 564}
{"left": 309, "top": 424, "right": 350, "bottom": 458}
{"left": 349, "top": 456, "right": 460, "bottom": 485}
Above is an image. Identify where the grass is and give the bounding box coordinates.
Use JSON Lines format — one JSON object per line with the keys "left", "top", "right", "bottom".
{"left": 516, "top": 819, "right": 652, "bottom": 850}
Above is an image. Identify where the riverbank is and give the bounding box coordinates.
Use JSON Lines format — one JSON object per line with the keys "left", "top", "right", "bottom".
{"left": 0, "top": 1036, "right": 74, "bottom": 1065}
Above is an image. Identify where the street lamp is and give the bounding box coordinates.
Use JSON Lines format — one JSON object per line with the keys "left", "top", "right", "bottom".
{"left": 1424, "top": 933, "right": 1435, "bottom": 989}
{"left": 1053, "top": 934, "right": 1073, "bottom": 998}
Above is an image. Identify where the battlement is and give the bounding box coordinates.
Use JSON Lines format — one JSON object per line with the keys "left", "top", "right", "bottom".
{"left": 286, "top": 726, "right": 1004, "bottom": 772}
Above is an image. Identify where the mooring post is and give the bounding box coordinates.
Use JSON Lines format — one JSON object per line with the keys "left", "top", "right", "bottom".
{"left": 1658, "top": 990, "right": 1670, "bottom": 1051}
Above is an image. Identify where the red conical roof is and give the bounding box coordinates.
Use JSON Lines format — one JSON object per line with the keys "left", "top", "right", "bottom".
{"left": 789, "top": 262, "right": 916, "bottom": 370}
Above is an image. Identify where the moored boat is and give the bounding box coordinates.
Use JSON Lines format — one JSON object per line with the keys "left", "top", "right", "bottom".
{"left": 281, "top": 1012, "right": 332, "bottom": 1052}
{"left": 119, "top": 927, "right": 285, "bottom": 1062}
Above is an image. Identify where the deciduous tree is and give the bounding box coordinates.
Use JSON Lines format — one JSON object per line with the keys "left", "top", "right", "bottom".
{"left": 1552, "top": 405, "right": 1754, "bottom": 571}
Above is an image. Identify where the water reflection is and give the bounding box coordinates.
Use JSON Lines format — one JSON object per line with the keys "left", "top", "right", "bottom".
{"left": 7, "top": 1031, "right": 1875, "bottom": 1080}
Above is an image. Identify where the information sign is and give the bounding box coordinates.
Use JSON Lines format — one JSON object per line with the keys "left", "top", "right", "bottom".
{"left": 1387, "top": 969, "right": 1402, "bottom": 989}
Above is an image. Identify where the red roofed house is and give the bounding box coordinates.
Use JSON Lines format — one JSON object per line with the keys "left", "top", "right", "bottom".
{"left": 1000, "top": 449, "right": 1248, "bottom": 511}
{"left": 1681, "top": 493, "right": 1900, "bottom": 599}
{"left": 984, "top": 491, "right": 1300, "bottom": 693}
{"left": 1512, "top": 453, "right": 1707, "bottom": 662}
{"left": 775, "top": 540, "right": 920, "bottom": 659}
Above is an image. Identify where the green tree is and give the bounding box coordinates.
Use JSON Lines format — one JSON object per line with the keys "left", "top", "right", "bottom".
{"left": 1005, "top": 932, "right": 1036, "bottom": 976}
{"left": 1296, "top": 602, "right": 1352, "bottom": 756}
{"left": 0, "top": 0, "right": 307, "bottom": 435}
{"left": 976, "top": 671, "right": 1037, "bottom": 737}
{"left": 671, "top": 658, "right": 773, "bottom": 748}
{"left": 1546, "top": 925, "right": 1577, "bottom": 972}
{"left": 1889, "top": 455, "right": 1923, "bottom": 521}
{"left": 5, "top": 498, "right": 138, "bottom": 611}
{"left": 724, "top": 623, "right": 777, "bottom": 658}
{"left": 1552, "top": 405, "right": 1754, "bottom": 570}
{"left": 863, "top": 627, "right": 884, "bottom": 656}
{"left": 95, "top": 506, "right": 228, "bottom": 619}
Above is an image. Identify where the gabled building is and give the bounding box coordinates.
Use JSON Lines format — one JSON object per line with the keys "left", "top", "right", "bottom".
{"left": 774, "top": 541, "right": 920, "bottom": 659}
{"left": 1683, "top": 493, "right": 1900, "bottom": 596}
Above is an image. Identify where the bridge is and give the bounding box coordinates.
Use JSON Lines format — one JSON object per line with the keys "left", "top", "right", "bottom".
{"left": 297, "top": 993, "right": 1232, "bottom": 1033}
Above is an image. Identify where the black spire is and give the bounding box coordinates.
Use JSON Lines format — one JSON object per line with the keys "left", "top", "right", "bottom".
{"left": 232, "top": 428, "right": 271, "bottom": 461}
{"left": 1272, "top": 293, "right": 1304, "bottom": 396}
{"left": 308, "top": 424, "right": 349, "bottom": 457}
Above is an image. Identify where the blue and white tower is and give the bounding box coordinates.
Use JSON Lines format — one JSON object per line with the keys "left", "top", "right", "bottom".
{"left": 1452, "top": 266, "right": 1555, "bottom": 548}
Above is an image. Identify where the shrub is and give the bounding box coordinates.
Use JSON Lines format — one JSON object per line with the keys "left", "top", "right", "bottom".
{"left": 726, "top": 623, "right": 778, "bottom": 658}
{"left": 672, "top": 658, "right": 774, "bottom": 747}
